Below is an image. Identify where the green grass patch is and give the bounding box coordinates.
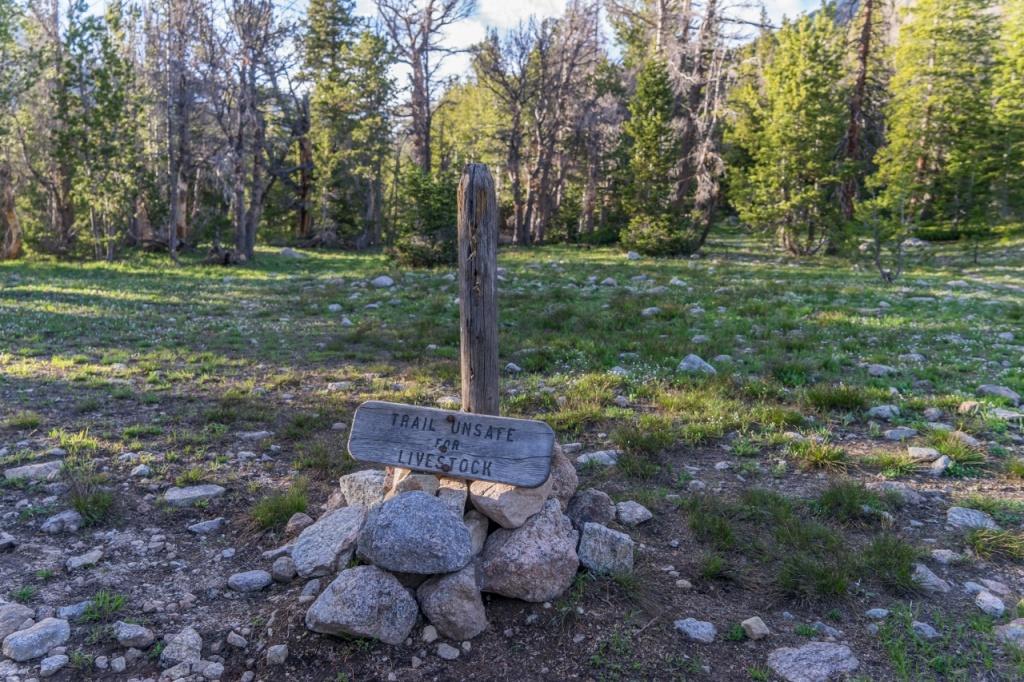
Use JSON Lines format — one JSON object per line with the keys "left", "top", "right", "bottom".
{"left": 805, "top": 384, "right": 869, "bottom": 412}
{"left": 6, "top": 410, "right": 42, "bottom": 429}
{"left": 251, "top": 479, "right": 309, "bottom": 530}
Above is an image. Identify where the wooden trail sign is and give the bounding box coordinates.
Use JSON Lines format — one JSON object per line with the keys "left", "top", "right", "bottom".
{"left": 348, "top": 401, "right": 555, "bottom": 488}
{"left": 346, "top": 164, "right": 556, "bottom": 488}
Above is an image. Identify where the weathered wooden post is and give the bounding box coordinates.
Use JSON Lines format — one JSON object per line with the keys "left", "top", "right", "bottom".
{"left": 457, "top": 163, "right": 500, "bottom": 416}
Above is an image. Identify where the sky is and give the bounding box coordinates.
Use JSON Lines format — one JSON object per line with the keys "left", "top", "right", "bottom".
{"left": 353, "top": 0, "right": 822, "bottom": 78}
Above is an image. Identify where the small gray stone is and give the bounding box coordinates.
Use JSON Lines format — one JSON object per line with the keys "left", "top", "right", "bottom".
{"left": 266, "top": 644, "right": 288, "bottom": 665}
{"left": 678, "top": 354, "right": 716, "bottom": 375}
{"left": 285, "top": 512, "right": 314, "bottom": 535}
{"left": 946, "top": 506, "right": 999, "bottom": 530}
{"left": 995, "top": 619, "right": 1024, "bottom": 647}
{"left": 163, "top": 484, "right": 225, "bottom": 507}
{"left": 884, "top": 427, "right": 917, "bottom": 441}
{"left": 912, "top": 563, "right": 951, "bottom": 593}
{"left": 226, "top": 632, "right": 247, "bottom": 649}
{"left": 464, "top": 510, "right": 489, "bottom": 555}
{"left": 767, "top": 642, "right": 859, "bottom": 682}
{"left": 0, "top": 531, "right": 15, "bottom": 552}
{"left": 113, "top": 621, "right": 155, "bottom": 648}
{"left": 674, "top": 618, "right": 716, "bottom": 643}
{"left": 110, "top": 656, "right": 126, "bottom": 673}
{"left": 305, "top": 565, "right": 418, "bottom": 645}
{"left": 912, "top": 621, "right": 939, "bottom": 640}
{"left": 228, "top": 570, "right": 272, "bottom": 592}
{"left": 575, "top": 450, "right": 619, "bottom": 467}
{"left": 868, "top": 364, "right": 896, "bottom": 377}
{"left": 615, "top": 500, "right": 652, "bottom": 526}
{"left": 39, "top": 654, "right": 69, "bottom": 677}
{"left": 930, "top": 549, "right": 958, "bottom": 565}
{"left": 436, "top": 643, "right": 460, "bottom": 660}
{"left": 357, "top": 492, "right": 473, "bottom": 574}
{"left": 907, "top": 446, "right": 940, "bottom": 462}
{"left": 566, "top": 488, "right": 616, "bottom": 529}
{"left": 975, "top": 591, "right": 1005, "bottom": 617}
{"left": 3, "top": 460, "right": 62, "bottom": 482}
{"left": 65, "top": 547, "right": 102, "bottom": 571}
{"left": 271, "top": 556, "right": 297, "bottom": 583}
{"left": 0, "top": 603, "right": 34, "bottom": 640}
{"left": 865, "top": 609, "right": 889, "bottom": 619}
{"left": 928, "top": 455, "right": 952, "bottom": 476}
{"left": 160, "top": 626, "right": 203, "bottom": 668}
{"left": 371, "top": 275, "right": 395, "bottom": 288}
{"left": 867, "top": 405, "right": 900, "bottom": 421}
{"left": 741, "top": 616, "right": 770, "bottom": 640}
{"left": 40, "top": 510, "right": 83, "bottom": 534}
{"left": 188, "top": 518, "right": 225, "bottom": 534}
{"left": 977, "top": 385, "right": 1021, "bottom": 406}
{"left": 1, "top": 618, "right": 70, "bottom": 662}
{"left": 577, "top": 522, "right": 634, "bottom": 574}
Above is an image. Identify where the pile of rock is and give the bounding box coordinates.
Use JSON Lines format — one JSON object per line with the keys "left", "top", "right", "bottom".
{"left": 273, "top": 445, "right": 644, "bottom": 646}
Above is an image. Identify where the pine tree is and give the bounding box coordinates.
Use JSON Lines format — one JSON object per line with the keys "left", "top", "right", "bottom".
{"left": 0, "top": 0, "right": 22, "bottom": 258}
{"left": 994, "top": 0, "right": 1024, "bottom": 218}
{"left": 871, "top": 0, "right": 998, "bottom": 229}
{"left": 725, "top": 12, "right": 848, "bottom": 255}
{"left": 624, "top": 57, "right": 676, "bottom": 217}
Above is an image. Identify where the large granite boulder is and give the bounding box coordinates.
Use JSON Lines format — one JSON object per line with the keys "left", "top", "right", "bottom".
{"left": 480, "top": 499, "right": 579, "bottom": 602}
{"left": 469, "top": 476, "right": 553, "bottom": 529}
{"left": 292, "top": 505, "right": 366, "bottom": 578}
{"left": 357, "top": 491, "right": 473, "bottom": 574}
{"left": 305, "top": 566, "right": 418, "bottom": 645}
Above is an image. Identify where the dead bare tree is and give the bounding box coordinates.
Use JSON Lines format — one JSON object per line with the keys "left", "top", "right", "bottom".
{"left": 375, "top": 0, "right": 474, "bottom": 174}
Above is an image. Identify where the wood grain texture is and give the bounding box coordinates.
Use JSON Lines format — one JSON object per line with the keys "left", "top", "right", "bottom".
{"left": 457, "top": 163, "right": 500, "bottom": 416}
{"left": 348, "top": 401, "right": 554, "bottom": 488}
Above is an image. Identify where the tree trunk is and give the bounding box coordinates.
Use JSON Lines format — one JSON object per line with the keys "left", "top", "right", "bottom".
{"left": 0, "top": 160, "right": 22, "bottom": 260}
{"left": 839, "top": 0, "right": 874, "bottom": 221}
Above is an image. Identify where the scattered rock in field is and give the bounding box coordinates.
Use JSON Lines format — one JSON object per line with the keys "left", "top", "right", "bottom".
{"left": 566, "top": 489, "right": 616, "bottom": 529}
{"left": 867, "top": 405, "right": 900, "bottom": 421}
{"left": 298, "top": 579, "right": 321, "bottom": 604}
{"left": 464, "top": 510, "right": 489, "bottom": 555}
{"left": 742, "top": 617, "right": 770, "bottom": 640}
{"left": 113, "top": 621, "right": 155, "bottom": 648}
{"left": 767, "top": 642, "right": 859, "bottom": 682}
{"left": 600, "top": 277, "right": 617, "bottom": 286}
{"left": 678, "top": 354, "right": 716, "bottom": 375}
{"left": 946, "top": 506, "right": 999, "bottom": 531}
{"left": 867, "top": 364, "right": 896, "bottom": 377}
{"left": 923, "top": 407, "right": 943, "bottom": 421}
{"left": 865, "top": 609, "right": 889, "bottom": 619}
{"left": 358, "top": 492, "right": 473, "bottom": 574}
{"left": 228, "top": 570, "right": 272, "bottom": 592}
{"left": 870, "top": 481, "right": 924, "bottom": 505}
{"left": 0, "top": 531, "right": 14, "bottom": 552}
{"left": 226, "top": 631, "right": 247, "bottom": 649}
{"left": 163, "top": 484, "right": 225, "bottom": 507}
{"left": 422, "top": 624, "right": 439, "bottom": 643}
{"left": 371, "top": 275, "right": 395, "bottom": 288}
{"left": 907, "top": 446, "right": 940, "bottom": 462}
{"left": 975, "top": 591, "right": 1005, "bottom": 617}
{"left": 280, "top": 247, "right": 305, "bottom": 258}
{"left": 912, "top": 621, "right": 939, "bottom": 640}
{"left": 884, "top": 427, "right": 917, "bottom": 441}
{"left": 160, "top": 626, "right": 203, "bottom": 668}
{"left": 812, "top": 621, "right": 841, "bottom": 639}
{"left": 951, "top": 431, "right": 980, "bottom": 448}
{"left": 480, "top": 499, "right": 579, "bottom": 603}
{"left": 912, "top": 563, "right": 951, "bottom": 593}
{"left": 65, "top": 547, "right": 103, "bottom": 571}
{"left": 3, "top": 460, "right": 62, "bottom": 482}
{"left": 928, "top": 456, "right": 952, "bottom": 477}
{"left": 188, "top": 518, "right": 225, "bottom": 535}
{"left": 505, "top": 362, "right": 523, "bottom": 373}
{"left": 266, "top": 644, "right": 288, "bottom": 665}
{"left": 615, "top": 500, "right": 652, "bottom": 526}
{"left": 437, "top": 642, "right": 461, "bottom": 660}
{"left": 337, "top": 469, "right": 387, "bottom": 508}
{"left": 305, "top": 565, "right": 418, "bottom": 645}
{"left": 980, "top": 578, "right": 1011, "bottom": 596}
{"left": 1, "top": 618, "right": 70, "bottom": 662}
{"left": 641, "top": 307, "right": 661, "bottom": 317}
{"left": 130, "top": 463, "right": 151, "bottom": 477}
{"left": 930, "top": 549, "right": 958, "bottom": 565}
{"left": 237, "top": 430, "right": 272, "bottom": 441}
{"left": 292, "top": 505, "right": 366, "bottom": 578}
{"left": 674, "top": 618, "right": 716, "bottom": 643}
{"left": 470, "top": 477, "right": 553, "bottom": 529}
{"left": 995, "top": 619, "right": 1024, "bottom": 647}
{"left": 577, "top": 522, "right": 634, "bottom": 574}
{"left": 575, "top": 450, "right": 619, "bottom": 467}
{"left": 285, "top": 512, "right": 314, "bottom": 535}
{"left": 39, "top": 653, "right": 69, "bottom": 677}
{"left": 0, "top": 603, "right": 34, "bottom": 640}
{"left": 417, "top": 565, "right": 488, "bottom": 640}
{"left": 547, "top": 449, "right": 578, "bottom": 510}
{"left": 271, "top": 556, "right": 297, "bottom": 583}
{"left": 977, "top": 385, "right": 1021, "bottom": 406}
